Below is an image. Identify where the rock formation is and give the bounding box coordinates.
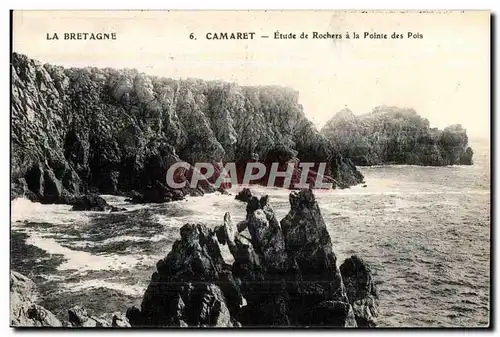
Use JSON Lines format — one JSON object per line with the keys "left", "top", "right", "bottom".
{"left": 235, "top": 188, "right": 253, "bottom": 203}
{"left": 459, "top": 146, "right": 474, "bottom": 165}
{"left": 340, "top": 255, "right": 379, "bottom": 327}
{"left": 11, "top": 53, "right": 363, "bottom": 205}
{"left": 112, "top": 313, "right": 131, "bottom": 327}
{"left": 126, "top": 222, "right": 240, "bottom": 327}
{"left": 10, "top": 271, "right": 131, "bottom": 328}
{"left": 321, "top": 107, "right": 474, "bottom": 166}
{"left": 10, "top": 271, "right": 63, "bottom": 327}
{"left": 68, "top": 305, "right": 109, "bottom": 327}
{"left": 127, "top": 189, "right": 379, "bottom": 327}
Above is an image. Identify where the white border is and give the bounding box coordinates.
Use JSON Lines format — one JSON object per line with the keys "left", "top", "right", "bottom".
{"left": 2, "top": 1, "right": 497, "bottom": 336}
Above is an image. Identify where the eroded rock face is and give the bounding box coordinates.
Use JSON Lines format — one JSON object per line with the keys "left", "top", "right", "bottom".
{"left": 10, "top": 271, "right": 62, "bottom": 327}
{"left": 460, "top": 147, "right": 474, "bottom": 165}
{"left": 129, "top": 189, "right": 378, "bottom": 328}
{"left": 235, "top": 196, "right": 291, "bottom": 326}
{"left": 129, "top": 223, "right": 240, "bottom": 327}
{"left": 281, "top": 189, "right": 349, "bottom": 325}
{"left": 12, "top": 53, "right": 364, "bottom": 205}
{"left": 11, "top": 271, "right": 131, "bottom": 328}
{"left": 112, "top": 313, "right": 131, "bottom": 327}
{"left": 340, "top": 255, "right": 379, "bottom": 327}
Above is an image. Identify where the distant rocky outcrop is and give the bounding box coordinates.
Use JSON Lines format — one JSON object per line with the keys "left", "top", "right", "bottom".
{"left": 11, "top": 53, "right": 363, "bottom": 205}
{"left": 321, "top": 107, "right": 474, "bottom": 166}
{"left": 126, "top": 189, "right": 379, "bottom": 327}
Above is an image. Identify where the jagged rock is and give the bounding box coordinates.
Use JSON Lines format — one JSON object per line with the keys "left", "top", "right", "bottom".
{"left": 68, "top": 305, "right": 110, "bottom": 327}
{"left": 112, "top": 312, "right": 131, "bottom": 327}
{"left": 11, "top": 177, "right": 37, "bottom": 201}
{"left": 280, "top": 189, "right": 349, "bottom": 324}
{"left": 129, "top": 190, "right": 379, "bottom": 328}
{"left": 232, "top": 195, "right": 290, "bottom": 326}
{"left": 214, "top": 213, "right": 238, "bottom": 257}
{"left": 340, "top": 255, "right": 379, "bottom": 327}
{"left": 126, "top": 191, "right": 142, "bottom": 203}
{"left": 460, "top": 146, "right": 474, "bottom": 165}
{"left": 235, "top": 188, "right": 253, "bottom": 203}
{"left": 188, "top": 188, "right": 204, "bottom": 197}
{"left": 24, "top": 304, "right": 63, "bottom": 327}
{"left": 10, "top": 271, "right": 62, "bottom": 327}
{"left": 71, "top": 193, "right": 124, "bottom": 212}
{"left": 131, "top": 223, "right": 240, "bottom": 327}
{"left": 246, "top": 202, "right": 287, "bottom": 271}
{"left": 68, "top": 305, "right": 88, "bottom": 326}
{"left": 20, "top": 163, "right": 83, "bottom": 205}
{"left": 92, "top": 316, "right": 110, "bottom": 327}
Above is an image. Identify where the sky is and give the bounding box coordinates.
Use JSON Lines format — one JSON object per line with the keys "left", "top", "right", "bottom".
{"left": 12, "top": 10, "right": 490, "bottom": 137}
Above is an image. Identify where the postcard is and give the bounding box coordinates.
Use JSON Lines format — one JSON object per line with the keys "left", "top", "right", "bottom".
{"left": 10, "top": 10, "right": 491, "bottom": 328}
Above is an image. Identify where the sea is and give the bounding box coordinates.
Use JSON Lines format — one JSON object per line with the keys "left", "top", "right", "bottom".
{"left": 10, "top": 138, "right": 490, "bottom": 327}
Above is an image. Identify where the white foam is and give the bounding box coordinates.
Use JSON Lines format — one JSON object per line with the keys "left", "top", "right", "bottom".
{"left": 152, "top": 214, "right": 186, "bottom": 228}
{"left": 60, "top": 279, "right": 146, "bottom": 297}
{"left": 11, "top": 197, "right": 89, "bottom": 225}
{"left": 99, "top": 234, "right": 167, "bottom": 245}
{"left": 55, "top": 233, "right": 169, "bottom": 251}
{"left": 25, "top": 232, "right": 159, "bottom": 271}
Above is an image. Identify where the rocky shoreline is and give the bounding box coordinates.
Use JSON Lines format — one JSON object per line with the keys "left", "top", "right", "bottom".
{"left": 11, "top": 189, "right": 379, "bottom": 328}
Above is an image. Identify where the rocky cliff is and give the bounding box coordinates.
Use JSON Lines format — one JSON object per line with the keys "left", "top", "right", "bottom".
{"left": 321, "top": 107, "right": 474, "bottom": 166}
{"left": 11, "top": 53, "right": 363, "bottom": 204}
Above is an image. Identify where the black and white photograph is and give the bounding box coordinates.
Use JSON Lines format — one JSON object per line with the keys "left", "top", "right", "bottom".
{"left": 9, "top": 10, "right": 491, "bottom": 328}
